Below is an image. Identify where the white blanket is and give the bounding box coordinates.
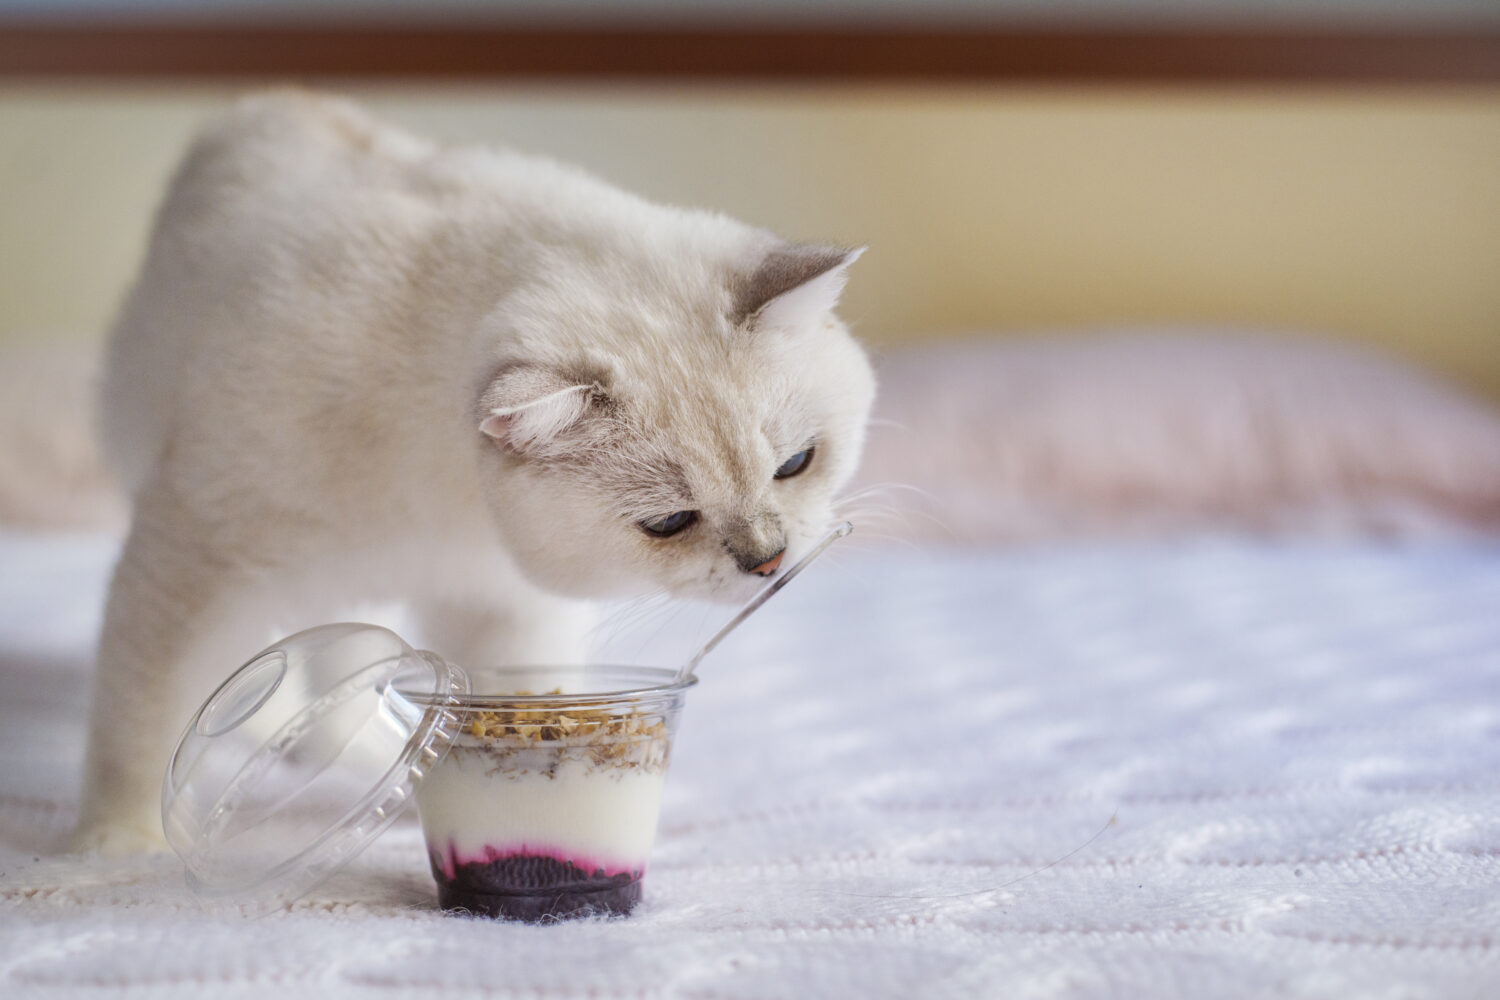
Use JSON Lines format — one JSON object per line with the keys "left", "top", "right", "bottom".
{"left": 2, "top": 532, "right": 1498, "bottom": 998}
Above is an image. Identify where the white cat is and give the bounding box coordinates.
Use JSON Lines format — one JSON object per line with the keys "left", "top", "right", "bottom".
{"left": 73, "top": 90, "right": 875, "bottom": 853}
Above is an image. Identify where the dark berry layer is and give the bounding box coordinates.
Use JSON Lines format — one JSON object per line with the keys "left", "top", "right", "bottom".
{"left": 432, "top": 853, "right": 643, "bottom": 921}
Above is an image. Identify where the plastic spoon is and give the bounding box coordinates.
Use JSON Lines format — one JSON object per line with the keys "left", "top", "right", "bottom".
{"left": 677, "top": 521, "right": 853, "bottom": 682}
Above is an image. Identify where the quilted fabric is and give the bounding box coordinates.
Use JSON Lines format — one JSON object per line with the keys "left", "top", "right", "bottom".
{"left": 2, "top": 532, "right": 1498, "bottom": 998}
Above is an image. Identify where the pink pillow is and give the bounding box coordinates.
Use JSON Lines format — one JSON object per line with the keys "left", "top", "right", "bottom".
{"left": 847, "top": 333, "right": 1500, "bottom": 543}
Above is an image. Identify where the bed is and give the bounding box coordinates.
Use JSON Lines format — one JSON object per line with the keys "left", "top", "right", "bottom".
{"left": 4, "top": 512, "right": 1499, "bottom": 995}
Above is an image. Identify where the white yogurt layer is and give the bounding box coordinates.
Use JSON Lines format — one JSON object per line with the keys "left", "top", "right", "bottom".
{"left": 415, "top": 749, "right": 667, "bottom": 876}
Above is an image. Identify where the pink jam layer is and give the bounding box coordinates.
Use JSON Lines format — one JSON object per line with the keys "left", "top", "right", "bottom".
{"left": 430, "top": 839, "right": 647, "bottom": 881}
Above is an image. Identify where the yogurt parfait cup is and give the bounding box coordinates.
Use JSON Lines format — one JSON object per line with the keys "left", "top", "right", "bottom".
{"left": 408, "top": 666, "right": 692, "bottom": 921}
{"left": 162, "top": 624, "right": 692, "bottom": 922}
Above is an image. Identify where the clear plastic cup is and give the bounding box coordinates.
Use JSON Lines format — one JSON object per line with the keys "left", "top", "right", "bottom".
{"left": 409, "top": 666, "right": 693, "bottom": 921}
{"left": 163, "top": 625, "right": 695, "bottom": 921}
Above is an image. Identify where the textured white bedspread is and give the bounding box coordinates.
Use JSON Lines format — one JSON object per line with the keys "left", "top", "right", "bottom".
{"left": 2, "top": 533, "right": 1498, "bottom": 998}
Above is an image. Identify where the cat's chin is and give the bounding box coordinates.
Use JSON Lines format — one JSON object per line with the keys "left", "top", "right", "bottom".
{"left": 674, "top": 573, "right": 780, "bottom": 606}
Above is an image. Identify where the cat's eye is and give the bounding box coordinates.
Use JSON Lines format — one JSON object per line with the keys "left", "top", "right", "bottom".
{"left": 774, "top": 447, "right": 815, "bottom": 480}
{"left": 640, "top": 510, "right": 698, "bottom": 538}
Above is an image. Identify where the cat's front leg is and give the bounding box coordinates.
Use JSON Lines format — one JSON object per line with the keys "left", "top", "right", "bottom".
{"left": 68, "top": 493, "right": 266, "bottom": 855}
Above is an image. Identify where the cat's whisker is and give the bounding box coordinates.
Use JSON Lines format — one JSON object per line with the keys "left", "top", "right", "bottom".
{"left": 596, "top": 595, "right": 667, "bottom": 635}
{"left": 835, "top": 496, "right": 915, "bottom": 525}
{"left": 864, "top": 416, "right": 908, "bottom": 431}
{"left": 828, "top": 519, "right": 926, "bottom": 554}
{"left": 835, "top": 480, "right": 952, "bottom": 530}
{"left": 613, "top": 595, "right": 677, "bottom": 638}
{"left": 834, "top": 479, "right": 941, "bottom": 509}
{"left": 590, "top": 590, "right": 673, "bottom": 650}
{"left": 832, "top": 491, "right": 957, "bottom": 546}
{"left": 623, "top": 597, "right": 720, "bottom": 665}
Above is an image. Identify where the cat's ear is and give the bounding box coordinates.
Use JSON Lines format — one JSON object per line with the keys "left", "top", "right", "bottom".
{"left": 478, "top": 366, "right": 600, "bottom": 455}
{"left": 735, "top": 244, "right": 865, "bottom": 332}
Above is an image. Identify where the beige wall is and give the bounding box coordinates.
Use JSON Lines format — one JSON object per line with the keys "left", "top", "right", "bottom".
{"left": 2, "top": 83, "right": 1498, "bottom": 399}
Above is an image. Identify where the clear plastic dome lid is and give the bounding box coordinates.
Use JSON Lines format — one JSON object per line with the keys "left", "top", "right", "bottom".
{"left": 161, "top": 623, "right": 468, "bottom": 910}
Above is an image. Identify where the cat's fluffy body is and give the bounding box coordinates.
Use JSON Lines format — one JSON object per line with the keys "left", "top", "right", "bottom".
{"left": 78, "top": 91, "right": 873, "bottom": 851}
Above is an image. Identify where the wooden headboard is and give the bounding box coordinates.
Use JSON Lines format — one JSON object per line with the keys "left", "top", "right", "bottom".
{"left": 2, "top": 20, "right": 1499, "bottom": 83}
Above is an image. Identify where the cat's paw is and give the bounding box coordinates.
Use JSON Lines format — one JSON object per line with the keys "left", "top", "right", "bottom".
{"left": 65, "top": 818, "right": 170, "bottom": 856}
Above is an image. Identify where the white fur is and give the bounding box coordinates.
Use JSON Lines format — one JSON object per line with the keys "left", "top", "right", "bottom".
{"left": 75, "top": 90, "right": 874, "bottom": 853}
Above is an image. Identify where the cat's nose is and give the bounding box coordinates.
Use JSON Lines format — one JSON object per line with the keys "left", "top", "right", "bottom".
{"left": 726, "top": 513, "right": 785, "bottom": 575}
{"left": 749, "top": 549, "right": 785, "bottom": 577}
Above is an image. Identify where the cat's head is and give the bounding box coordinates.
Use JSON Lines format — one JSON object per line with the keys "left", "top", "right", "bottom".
{"left": 473, "top": 239, "right": 874, "bottom": 603}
